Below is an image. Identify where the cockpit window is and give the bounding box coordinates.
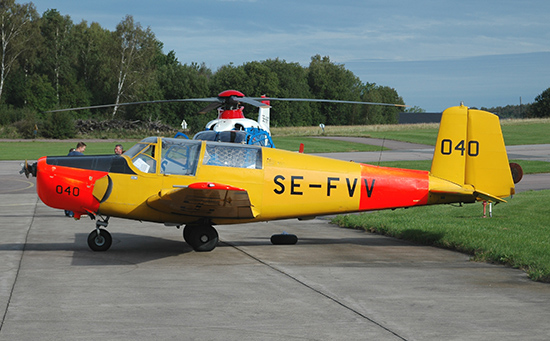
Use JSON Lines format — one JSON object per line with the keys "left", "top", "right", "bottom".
{"left": 124, "top": 137, "right": 157, "bottom": 159}
{"left": 203, "top": 143, "right": 262, "bottom": 169}
{"left": 124, "top": 137, "right": 158, "bottom": 173}
{"left": 160, "top": 138, "right": 201, "bottom": 175}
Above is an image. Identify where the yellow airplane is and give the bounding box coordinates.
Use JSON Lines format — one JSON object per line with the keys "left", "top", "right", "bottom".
{"left": 22, "top": 104, "right": 517, "bottom": 252}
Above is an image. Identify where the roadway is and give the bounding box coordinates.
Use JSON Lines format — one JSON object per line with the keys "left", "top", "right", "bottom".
{"left": 0, "top": 142, "right": 549, "bottom": 340}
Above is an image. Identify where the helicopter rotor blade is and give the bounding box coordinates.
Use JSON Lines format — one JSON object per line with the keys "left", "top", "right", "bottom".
{"left": 250, "top": 97, "right": 409, "bottom": 107}
{"left": 42, "top": 93, "right": 408, "bottom": 115}
{"left": 197, "top": 101, "right": 223, "bottom": 114}
{"left": 42, "top": 98, "right": 220, "bottom": 113}
{"left": 238, "top": 96, "right": 271, "bottom": 108}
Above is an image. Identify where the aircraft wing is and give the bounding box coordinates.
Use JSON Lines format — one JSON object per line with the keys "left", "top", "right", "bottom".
{"left": 146, "top": 182, "right": 256, "bottom": 219}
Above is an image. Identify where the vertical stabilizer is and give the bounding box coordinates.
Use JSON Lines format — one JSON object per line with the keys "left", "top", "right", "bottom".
{"left": 430, "top": 105, "right": 515, "bottom": 200}
{"left": 431, "top": 105, "right": 468, "bottom": 186}
{"left": 258, "top": 97, "right": 271, "bottom": 133}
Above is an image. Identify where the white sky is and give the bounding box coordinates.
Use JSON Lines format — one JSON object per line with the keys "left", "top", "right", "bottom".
{"left": 34, "top": 0, "right": 550, "bottom": 112}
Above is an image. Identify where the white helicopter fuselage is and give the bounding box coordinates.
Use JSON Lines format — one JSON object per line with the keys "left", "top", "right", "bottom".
{"left": 204, "top": 106, "right": 270, "bottom": 133}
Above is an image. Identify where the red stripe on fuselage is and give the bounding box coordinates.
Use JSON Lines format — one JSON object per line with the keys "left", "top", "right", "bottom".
{"left": 359, "top": 164, "right": 429, "bottom": 211}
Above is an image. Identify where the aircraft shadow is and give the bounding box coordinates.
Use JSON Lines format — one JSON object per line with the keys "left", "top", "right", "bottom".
{"left": 0, "top": 233, "right": 193, "bottom": 266}
{"left": 0, "top": 229, "right": 446, "bottom": 266}
{"left": 219, "top": 229, "right": 445, "bottom": 248}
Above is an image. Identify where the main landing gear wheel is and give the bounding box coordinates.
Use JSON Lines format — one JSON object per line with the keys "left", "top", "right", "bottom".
{"left": 87, "top": 229, "right": 112, "bottom": 251}
{"left": 183, "top": 224, "right": 219, "bottom": 252}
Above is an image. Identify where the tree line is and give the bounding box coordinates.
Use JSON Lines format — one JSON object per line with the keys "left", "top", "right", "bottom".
{"left": 0, "top": 1, "right": 408, "bottom": 138}
{"left": 1, "top": 1, "right": 548, "bottom": 139}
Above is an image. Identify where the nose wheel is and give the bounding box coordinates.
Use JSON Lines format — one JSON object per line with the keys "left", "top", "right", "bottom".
{"left": 183, "top": 223, "right": 219, "bottom": 252}
{"left": 87, "top": 217, "right": 112, "bottom": 251}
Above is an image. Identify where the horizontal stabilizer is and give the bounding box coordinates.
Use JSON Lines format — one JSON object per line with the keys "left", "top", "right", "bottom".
{"left": 473, "top": 190, "right": 507, "bottom": 203}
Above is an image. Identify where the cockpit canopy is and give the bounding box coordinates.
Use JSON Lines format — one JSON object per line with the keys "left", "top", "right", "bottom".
{"left": 124, "top": 137, "right": 262, "bottom": 175}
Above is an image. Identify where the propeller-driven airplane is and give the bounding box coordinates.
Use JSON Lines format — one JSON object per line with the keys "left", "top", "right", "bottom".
{"left": 23, "top": 96, "right": 519, "bottom": 252}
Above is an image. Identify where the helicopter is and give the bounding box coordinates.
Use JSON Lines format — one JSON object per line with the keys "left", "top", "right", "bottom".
{"left": 45, "top": 89, "right": 407, "bottom": 148}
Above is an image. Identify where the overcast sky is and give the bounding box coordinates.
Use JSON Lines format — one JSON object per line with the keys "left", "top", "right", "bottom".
{"left": 35, "top": 0, "right": 550, "bottom": 112}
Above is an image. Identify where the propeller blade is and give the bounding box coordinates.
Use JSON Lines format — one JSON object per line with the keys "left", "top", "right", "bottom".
{"left": 250, "top": 97, "right": 409, "bottom": 107}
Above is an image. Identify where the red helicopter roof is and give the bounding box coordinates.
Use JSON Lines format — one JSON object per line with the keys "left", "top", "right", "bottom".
{"left": 218, "top": 89, "right": 244, "bottom": 97}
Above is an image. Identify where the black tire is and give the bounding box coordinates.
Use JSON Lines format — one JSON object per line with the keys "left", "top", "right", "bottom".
{"left": 183, "top": 224, "right": 194, "bottom": 245}
{"left": 87, "top": 229, "right": 112, "bottom": 251}
{"left": 184, "top": 225, "right": 218, "bottom": 252}
{"left": 270, "top": 233, "right": 298, "bottom": 245}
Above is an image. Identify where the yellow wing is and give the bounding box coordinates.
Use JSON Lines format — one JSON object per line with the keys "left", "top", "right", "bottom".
{"left": 146, "top": 182, "right": 256, "bottom": 219}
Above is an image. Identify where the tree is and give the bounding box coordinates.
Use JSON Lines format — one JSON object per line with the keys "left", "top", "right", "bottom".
{"left": 528, "top": 87, "right": 550, "bottom": 118}
{"left": 260, "top": 58, "right": 312, "bottom": 126}
{"left": 359, "top": 83, "right": 404, "bottom": 124}
{"left": 307, "top": 55, "right": 362, "bottom": 125}
{"left": 110, "top": 15, "right": 159, "bottom": 118}
{"left": 37, "top": 9, "right": 75, "bottom": 107}
{"left": 71, "top": 21, "right": 113, "bottom": 115}
{"left": 0, "top": 0, "right": 39, "bottom": 102}
{"left": 155, "top": 52, "right": 211, "bottom": 128}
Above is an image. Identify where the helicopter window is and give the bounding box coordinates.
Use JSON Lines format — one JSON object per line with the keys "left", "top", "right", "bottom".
{"left": 193, "top": 131, "right": 217, "bottom": 141}
{"left": 218, "top": 131, "right": 247, "bottom": 143}
{"left": 193, "top": 130, "right": 247, "bottom": 144}
{"left": 160, "top": 138, "right": 201, "bottom": 176}
{"left": 203, "top": 143, "right": 262, "bottom": 169}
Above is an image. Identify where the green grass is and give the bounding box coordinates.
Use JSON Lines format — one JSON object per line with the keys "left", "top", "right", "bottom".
{"left": 366, "top": 129, "right": 439, "bottom": 145}
{"left": 0, "top": 141, "right": 133, "bottom": 160}
{"left": 271, "top": 118, "right": 550, "bottom": 146}
{"left": 373, "top": 159, "right": 550, "bottom": 174}
{"left": 501, "top": 119, "right": 550, "bottom": 145}
{"left": 332, "top": 190, "right": 550, "bottom": 282}
{"left": 0, "top": 138, "right": 381, "bottom": 160}
{"left": 272, "top": 136, "right": 384, "bottom": 153}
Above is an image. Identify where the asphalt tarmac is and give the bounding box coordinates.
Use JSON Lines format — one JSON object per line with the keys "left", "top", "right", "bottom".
{"left": 1, "top": 142, "right": 550, "bottom": 340}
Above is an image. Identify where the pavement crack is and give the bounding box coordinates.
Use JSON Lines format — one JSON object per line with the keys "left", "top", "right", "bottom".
{"left": 0, "top": 196, "right": 39, "bottom": 332}
{"left": 222, "top": 241, "right": 408, "bottom": 341}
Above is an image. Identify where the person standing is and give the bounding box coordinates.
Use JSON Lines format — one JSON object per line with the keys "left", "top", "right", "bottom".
{"left": 65, "top": 142, "right": 87, "bottom": 217}
{"left": 68, "top": 142, "right": 86, "bottom": 156}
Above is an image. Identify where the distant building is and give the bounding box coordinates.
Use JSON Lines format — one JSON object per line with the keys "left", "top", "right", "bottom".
{"left": 399, "top": 112, "right": 442, "bottom": 124}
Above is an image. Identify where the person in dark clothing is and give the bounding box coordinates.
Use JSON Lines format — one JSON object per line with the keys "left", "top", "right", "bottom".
{"left": 68, "top": 142, "right": 86, "bottom": 156}
{"left": 65, "top": 142, "right": 87, "bottom": 217}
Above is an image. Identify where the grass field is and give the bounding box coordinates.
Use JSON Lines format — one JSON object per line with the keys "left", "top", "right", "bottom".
{"left": 376, "top": 159, "right": 550, "bottom": 174}
{"left": 271, "top": 136, "right": 384, "bottom": 153}
{"left": 0, "top": 140, "right": 135, "bottom": 160}
{"left": 2, "top": 117, "right": 550, "bottom": 159}
{"left": 271, "top": 117, "right": 550, "bottom": 146}
{"left": 332, "top": 189, "right": 550, "bottom": 282}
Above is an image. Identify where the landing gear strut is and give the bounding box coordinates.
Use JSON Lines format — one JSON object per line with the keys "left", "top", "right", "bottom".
{"left": 183, "top": 223, "right": 219, "bottom": 252}
{"left": 87, "top": 216, "right": 112, "bottom": 251}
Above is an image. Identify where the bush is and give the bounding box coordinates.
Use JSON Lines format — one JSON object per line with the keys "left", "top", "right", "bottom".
{"left": 0, "top": 105, "right": 32, "bottom": 125}
{"left": 41, "top": 111, "right": 75, "bottom": 139}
